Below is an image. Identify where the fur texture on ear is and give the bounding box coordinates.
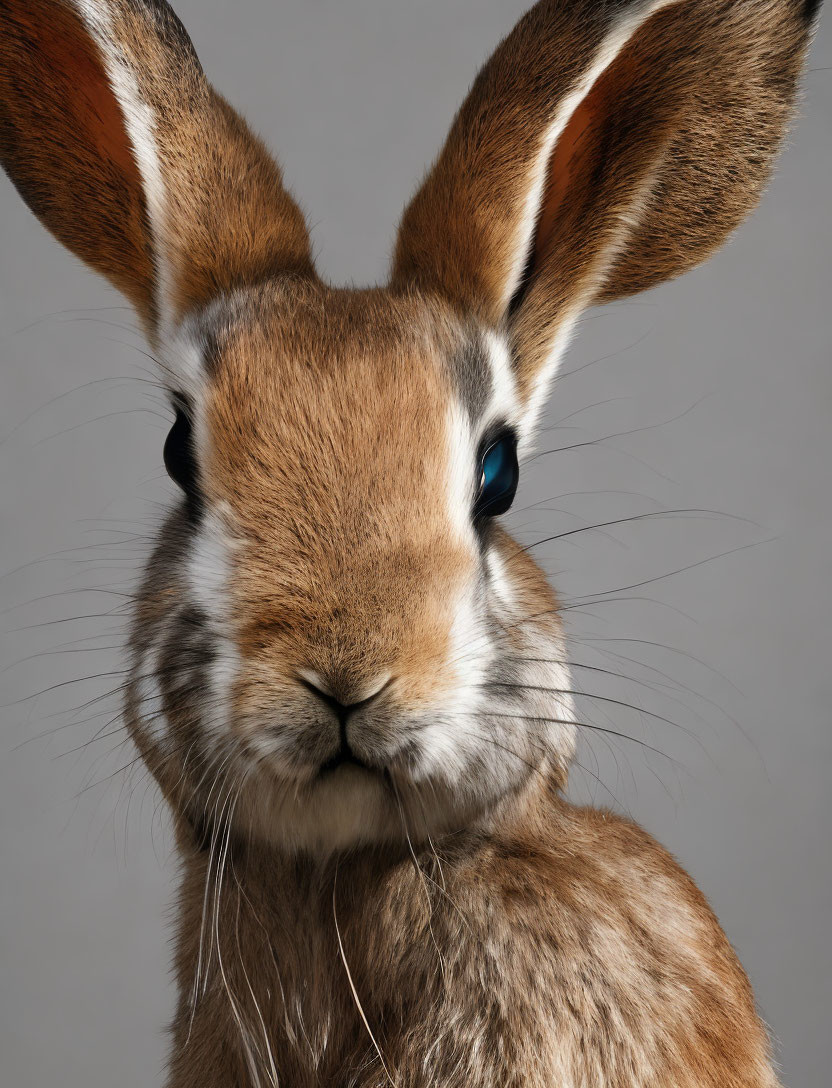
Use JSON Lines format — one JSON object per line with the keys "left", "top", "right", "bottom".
{"left": 392, "top": 0, "right": 820, "bottom": 421}
{"left": 0, "top": 0, "right": 314, "bottom": 338}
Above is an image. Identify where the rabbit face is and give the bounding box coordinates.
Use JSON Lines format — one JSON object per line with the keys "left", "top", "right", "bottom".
{"left": 127, "top": 281, "right": 575, "bottom": 852}
{"left": 4, "top": 0, "right": 815, "bottom": 851}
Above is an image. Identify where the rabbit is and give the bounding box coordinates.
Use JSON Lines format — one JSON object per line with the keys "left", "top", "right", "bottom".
{"left": 1, "top": 0, "right": 823, "bottom": 1085}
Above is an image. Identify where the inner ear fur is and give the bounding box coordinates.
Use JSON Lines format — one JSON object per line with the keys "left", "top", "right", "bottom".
{"left": 527, "top": 0, "right": 809, "bottom": 305}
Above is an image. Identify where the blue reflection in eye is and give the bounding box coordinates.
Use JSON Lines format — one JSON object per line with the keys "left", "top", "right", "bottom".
{"left": 474, "top": 431, "right": 519, "bottom": 519}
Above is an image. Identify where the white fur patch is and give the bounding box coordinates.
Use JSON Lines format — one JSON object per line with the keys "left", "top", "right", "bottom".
{"left": 186, "top": 508, "right": 241, "bottom": 739}
{"left": 520, "top": 309, "right": 582, "bottom": 441}
{"left": 482, "top": 330, "right": 520, "bottom": 428}
{"left": 445, "top": 582, "right": 492, "bottom": 716}
{"left": 444, "top": 400, "right": 478, "bottom": 547}
{"left": 412, "top": 579, "right": 493, "bottom": 789}
{"left": 485, "top": 546, "right": 515, "bottom": 614}
{"left": 161, "top": 323, "right": 209, "bottom": 401}
{"left": 188, "top": 509, "right": 235, "bottom": 622}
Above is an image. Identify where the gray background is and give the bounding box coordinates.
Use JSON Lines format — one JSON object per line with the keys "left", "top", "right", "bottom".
{"left": 1, "top": 2, "right": 829, "bottom": 1085}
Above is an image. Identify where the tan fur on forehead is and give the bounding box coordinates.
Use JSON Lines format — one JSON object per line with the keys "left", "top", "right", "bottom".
{"left": 201, "top": 283, "right": 477, "bottom": 699}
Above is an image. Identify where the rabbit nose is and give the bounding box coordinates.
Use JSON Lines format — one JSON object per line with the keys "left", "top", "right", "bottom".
{"left": 300, "top": 678, "right": 360, "bottom": 724}
{"left": 298, "top": 672, "right": 392, "bottom": 719}
{"left": 298, "top": 673, "right": 392, "bottom": 775}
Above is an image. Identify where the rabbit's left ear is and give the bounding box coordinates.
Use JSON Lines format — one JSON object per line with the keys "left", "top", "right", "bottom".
{"left": 393, "top": 0, "right": 820, "bottom": 424}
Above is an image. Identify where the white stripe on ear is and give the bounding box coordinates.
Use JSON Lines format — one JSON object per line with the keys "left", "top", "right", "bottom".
{"left": 519, "top": 155, "right": 665, "bottom": 439}
{"left": 505, "top": 0, "right": 683, "bottom": 438}
{"left": 501, "top": 0, "right": 682, "bottom": 316}
{"left": 520, "top": 315, "right": 578, "bottom": 441}
{"left": 73, "top": 0, "right": 175, "bottom": 336}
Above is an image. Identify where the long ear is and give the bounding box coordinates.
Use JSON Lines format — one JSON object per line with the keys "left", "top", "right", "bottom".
{"left": 393, "top": 0, "right": 819, "bottom": 423}
{"left": 1, "top": 0, "right": 313, "bottom": 339}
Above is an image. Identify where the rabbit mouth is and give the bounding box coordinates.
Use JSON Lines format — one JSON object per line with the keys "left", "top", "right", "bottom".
{"left": 318, "top": 750, "right": 374, "bottom": 778}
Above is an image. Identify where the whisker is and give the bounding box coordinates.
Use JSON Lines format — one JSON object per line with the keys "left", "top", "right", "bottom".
{"left": 509, "top": 508, "right": 757, "bottom": 561}
{"left": 487, "top": 682, "right": 703, "bottom": 747}
{"left": 476, "top": 711, "right": 680, "bottom": 765}
{"left": 390, "top": 779, "right": 447, "bottom": 977}
{"left": 333, "top": 861, "right": 398, "bottom": 1088}
{"left": 560, "top": 539, "right": 773, "bottom": 604}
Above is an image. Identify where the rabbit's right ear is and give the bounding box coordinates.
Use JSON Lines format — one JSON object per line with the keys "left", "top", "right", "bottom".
{"left": 393, "top": 0, "right": 819, "bottom": 428}
{"left": 1, "top": 0, "right": 313, "bottom": 340}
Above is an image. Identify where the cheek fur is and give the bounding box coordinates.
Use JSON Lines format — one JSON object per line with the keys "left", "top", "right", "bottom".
{"left": 486, "top": 538, "right": 577, "bottom": 776}
{"left": 132, "top": 641, "right": 170, "bottom": 751}
{"left": 184, "top": 508, "right": 242, "bottom": 741}
{"left": 396, "top": 535, "right": 575, "bottom": 800}
{"left": 444, "top": 578, "right": 494, "bottom": 713}
{"left": 128, "top": 518, "right": 575, "bottom": 852}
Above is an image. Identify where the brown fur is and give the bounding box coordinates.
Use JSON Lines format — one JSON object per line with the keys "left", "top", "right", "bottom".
{"left": 162, "top": 789, "right": 779, "bottom": 1087}
{"left": 1, "top": 0, "right": 821, "bottom": 1084}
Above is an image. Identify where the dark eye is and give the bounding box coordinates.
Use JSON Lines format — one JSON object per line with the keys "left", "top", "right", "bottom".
{"left": 163, "top": 401, "right": 199, "bottom": 498}
{"left": 474, "top": 430, "right": 519, "bottom": 519}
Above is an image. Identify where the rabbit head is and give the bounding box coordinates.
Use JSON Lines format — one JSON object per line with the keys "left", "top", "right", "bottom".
{"left": 1, "top": 0, "right": 817, "bottom": 852}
